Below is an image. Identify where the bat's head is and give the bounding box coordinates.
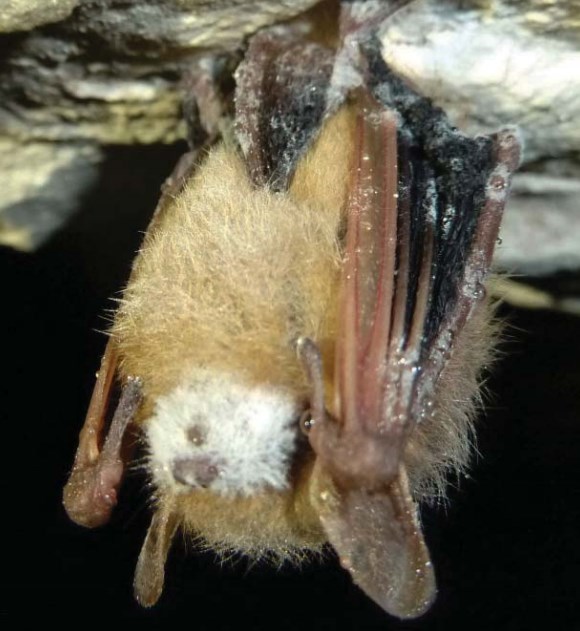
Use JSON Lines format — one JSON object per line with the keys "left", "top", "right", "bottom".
{"left": 145, "top": 367, "right": 305, "bottom": 497}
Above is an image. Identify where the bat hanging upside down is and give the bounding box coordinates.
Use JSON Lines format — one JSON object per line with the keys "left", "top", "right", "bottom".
{"left": 63, "top": 0, "right": 521, "bottom": 620}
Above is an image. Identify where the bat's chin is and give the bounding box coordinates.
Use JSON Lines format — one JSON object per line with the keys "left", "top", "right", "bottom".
{"left": 144, "top": 367, "right": 304, "bottom": 497}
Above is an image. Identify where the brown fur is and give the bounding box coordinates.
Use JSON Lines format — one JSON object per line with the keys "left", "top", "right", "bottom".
{"left": 405, "top": 300, "right": 500, "bottom": 501}
{"left": 112, "top": 104, "right": 498, "bottom": 558}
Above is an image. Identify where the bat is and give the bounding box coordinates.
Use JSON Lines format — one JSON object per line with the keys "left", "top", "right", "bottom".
{"left": 63, "top": 0, "right": 521, "bottom": 620}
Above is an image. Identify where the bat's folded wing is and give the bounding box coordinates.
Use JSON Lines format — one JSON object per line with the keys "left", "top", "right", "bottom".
{"left": 63, "top": 341, "right": 143, "bottom": 528}
{"left": 234, "top": 27, "right": 334, "bottom": 190}
{"left": 307, "top": 71, "right": 521, "bottom": 617}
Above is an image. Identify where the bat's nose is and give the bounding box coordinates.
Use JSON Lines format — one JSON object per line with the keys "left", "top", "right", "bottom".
{"left": 172, "top": 456, "right": 220, "bottom": 488}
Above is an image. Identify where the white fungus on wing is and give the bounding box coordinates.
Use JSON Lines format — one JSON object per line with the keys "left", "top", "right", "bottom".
{"left": 146, "top": 368, "right": 301, "bottom": 496}
{"left": 486, "top": 163, "right": 511, "bottom": 202}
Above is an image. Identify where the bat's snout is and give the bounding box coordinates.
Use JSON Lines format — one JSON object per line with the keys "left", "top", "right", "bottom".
{"left": 172, "top": 455, "right": 221, "bottom": 489}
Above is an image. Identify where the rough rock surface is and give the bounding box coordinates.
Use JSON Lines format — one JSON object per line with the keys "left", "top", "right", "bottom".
{"left": 0, "top": 0, "right": 579, "bottom": 271}
{"left": 495, "top": 171, "right": 580, "bottom": 275}
{"left": 0, "top": 138, "right": 102, "bottom": 249}
{"left": 380, "top": 0, "right": 580, "bottom": 161}
{"left": 0, "top": 0, "right": 79, "bottom": 33}
{"left": 0, "top": 0, "right": 319, "bottom": 248}
{"left": 0, "top": 0, "right": 319, "bottom": 145}
{"left": 380, "top": 0, "right": 580, "bottom": 274}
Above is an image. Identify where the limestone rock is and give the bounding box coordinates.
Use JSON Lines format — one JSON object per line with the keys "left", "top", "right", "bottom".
{"left": 0, "top": 0, "right": 319, "bottom": 248}
{"left": 0, "top": 0, "right": 79, "bottom": 33}
{"left": 379, "top": 0, "right": 580, "bottom": 162}
{"left": 0, "top": 139, "right": 102, "bottom": 249}
{"left": 379, "top": 0, "right": 580, "bottom": 275}
{"left": 495, "top": 171, "right": 580, "bottom": 275}
{"left": 0, "top": 0, "right": 579, "bottom": 266}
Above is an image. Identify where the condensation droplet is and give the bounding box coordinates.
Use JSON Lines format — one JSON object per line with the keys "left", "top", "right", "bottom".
{"left": 492, "top": 177, "right": 506, "bottom": 190}
{"left": 473, "top": 283, "right": 487, "bottom": 301}
{"left": 299, "top": 409, "right": 314, "bottom": 435}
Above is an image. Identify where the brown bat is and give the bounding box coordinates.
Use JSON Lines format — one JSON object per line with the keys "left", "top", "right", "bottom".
{"left": 63, "top": 0, "right": 521, "bottom": 619}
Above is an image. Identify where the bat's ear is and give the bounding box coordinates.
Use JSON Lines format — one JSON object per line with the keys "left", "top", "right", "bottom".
{"left": 133, "top": 504, "right": 179, "bottom": 607}
{"left": 311, "top": 463, "right": 435, "bottom": 619}
{"left": 63, "top": 340, "right": 142, "bottom": 528}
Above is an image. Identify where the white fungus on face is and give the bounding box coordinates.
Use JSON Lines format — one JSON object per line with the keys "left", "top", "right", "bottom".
{"left": 145, "top": 368, "right": 302, "bottom": 497}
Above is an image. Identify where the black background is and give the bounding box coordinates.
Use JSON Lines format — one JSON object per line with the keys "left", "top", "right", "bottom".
{"left": 3, "top": 143, "right": 579, "bottom": 628}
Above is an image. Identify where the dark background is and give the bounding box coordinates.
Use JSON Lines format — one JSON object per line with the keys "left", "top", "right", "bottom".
{"left": 3, "top": 143, "right": 579, "bottom": 628}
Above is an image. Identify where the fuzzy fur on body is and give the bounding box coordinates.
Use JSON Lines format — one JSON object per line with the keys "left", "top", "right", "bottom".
{"left": 112, "top": 106, "right": 495, "bottom": 559}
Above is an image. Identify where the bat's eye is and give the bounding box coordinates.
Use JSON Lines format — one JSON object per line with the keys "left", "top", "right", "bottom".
{"left": 186, "top": 426, "right": 206, "bottom": 446}
{"left": 299, "top": 409, "right": 314, "bottom": 435}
